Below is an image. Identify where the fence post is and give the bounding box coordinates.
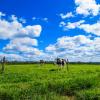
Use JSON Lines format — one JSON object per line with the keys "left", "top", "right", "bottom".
{"left": 67, "top": 59, "right": 69, "bottom": 71}
{"left": 1, "top": 56, "right": 6, "bottom": 73}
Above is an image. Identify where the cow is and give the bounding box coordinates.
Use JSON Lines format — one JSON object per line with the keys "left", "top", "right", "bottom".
{"left": 39, "top": 60, "right": 45, "bottom": 66}
{"left": 55, "top": 58, "right": 62, "bottom": 70}
{"left": 61, "top": 59, "right": 66, "bottom": 67}
{"left": 56, "top": 58, "right": 62, "bottom": 66}
{"left": 55, "top": 58, "right": 69, "bottom": 71}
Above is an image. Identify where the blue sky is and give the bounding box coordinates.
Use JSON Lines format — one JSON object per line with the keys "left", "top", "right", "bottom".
{"left": 0, "top": 0, "right": 74, "bottom": 48}
{"left": 0, "top": 0, "right": 100, "bottom": 62}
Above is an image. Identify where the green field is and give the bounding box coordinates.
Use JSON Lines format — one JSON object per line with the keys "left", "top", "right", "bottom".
{"left": 0, "top": 63, "right": 100, "bottom": 100}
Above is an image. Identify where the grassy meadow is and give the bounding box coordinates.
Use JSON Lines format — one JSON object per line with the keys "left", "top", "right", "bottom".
{"left": 0, "top": 63, "right": 100, "bottom": 100}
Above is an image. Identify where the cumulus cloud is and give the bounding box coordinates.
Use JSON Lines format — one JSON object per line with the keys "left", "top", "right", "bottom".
{"left": 2, "top": 39, "right": 43, "bottom": 61}
{"left": 32, "top": 17, "right": 48, "bottom": 22}
{"left": 58, "top": 0, "right": 100, "bottom": 62}
{"left": 4, "top": 44, "right": 41, "bottom": 55}
{"left": 0, "top": 53, "right": 24, "bottom": 61}
{"left": 4, "top": 37, "right": 38, "bottom": 49}
{"left": 46, "top": 35, "right": 100, "bottom": 62}
{"left": 66, "top": 20, "right": 85, "bottom": 29}
{"left": 32, "top": 17, "right": 37, "bottom": 20}
{"left": 1, "top": 46, "right": 44, "bottom": 61}
{"left": 42, "top": 18, "right": 48, "bottom": 22}
{"left": 75, "top": 0, "right": 100, "bottom": 16}
{"left": 59, "top": 21, "right": 66, "bottom": 27}
{"left": 59, "top": 0, "right": 100, "bottom": 19}
{"left": 61, "top": 20, "right": 100, "bottom": 36}
{"left": 46, "top": 45, "right": 56, "bottom": 52}
{"left": 0, "top": 12, "right": 6, "bottom": 18}
{"left": 0, "top": 11, "right": 43, "bottom": 61}
{"left": 10, "top": 15, "right": 26, "bottom": 23}
{"left": 59, "top": 0, "right": 100, "bottom": 34}
{"left": 59, "top": 20, "right": 85, "bottom": 30}
{"left": 60, "top": 12, "right": 74, "bottom": 19}
{"left": 0, "top": 14, "right": 42, "bottom": 39}
{"left": 79, "top": 21, "right": 100, "bottom": 36}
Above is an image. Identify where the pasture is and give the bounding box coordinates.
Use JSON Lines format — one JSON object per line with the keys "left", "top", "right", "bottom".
{"left": 0, "top": 63, "right": 100, "bottom": 100}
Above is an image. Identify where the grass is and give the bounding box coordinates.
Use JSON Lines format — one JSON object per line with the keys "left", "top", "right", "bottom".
{"left": 0, "top": 63, "right": 100, "bottom": 100}
{"left": 76, "top": 88, "right": 100, "bottom": 100}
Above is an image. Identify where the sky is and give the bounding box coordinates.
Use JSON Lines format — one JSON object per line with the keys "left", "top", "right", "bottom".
{"left": 0, "top": 0, "right": 100, "bottom": 62}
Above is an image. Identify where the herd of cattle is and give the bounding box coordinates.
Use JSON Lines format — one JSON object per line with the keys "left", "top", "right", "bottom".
{"left": 0, "top": 57, "right": 69, "bottom": 73}
{"left": 40, "top": 58, "right": 69, "bottom": 70}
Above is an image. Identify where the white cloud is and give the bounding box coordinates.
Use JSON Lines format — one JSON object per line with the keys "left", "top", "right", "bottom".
{"left": 60, "top": 20, "right": 85, "bottom": 30}
{"left": 46, "top": 45, "right": 56, "bottom": 52}
{"left": 0, "top": 49, "right": 44, "bottom": 61}
{"left": 57, "top": 0, "right": 100, "bottom": 62}
{"left": 45, "top": 35, "right": 100, "bottom": 62}
{"left": 25, "top": 25, "right": 42, "bottom": 37}
{"left": 10, "top": 15, "right": 26, "bottom": 23}
{"left": 32, "top": 17, "right": 48, "bottom": 22}
{"left": 0, "top": 12, "right": 6, "bottom": 18}
{"left": 0, "top": 53, "right": 24, "bottom": 61}
{"left": 59, "top": 21, "right": 66, "bottom": 27}
{"left": 66, "top": 20, "right": 85, "bottom": 29}
{"left": 79, "top": 21, "right": 100, "bottom": 36}
{"left": 32, "top": 17, "right": 37, "bottom": 20}
{"left": 0, "top": 11, "right": 43, "bottom": 61}
{"left": 60, "top": 12, "right": 74, "bottom": 19}
{"left": 42, "top": 18, "right": 48, "bottom": 22}
{"left": 60, "top": 20, "right": 100, "bottom": 36}
{"left": 59, "top": 0, "right": 100, "bottom": 35}
{"left": 0, "top": 13, "right": 42, "bottom": 40}
{"left": 11, "top": 15, "right": 18, "bottom": 21}
{"left": 75, "top": 0, "right": 100, "bottom": 16}
{"left": 3, "top": 41, "right": 42, "bottom": 56}
{"left": 19, "top": 18, "right": 26, "bottom": 23}
{"left": 4, "top": 37, "right": 38, "bottom": 48}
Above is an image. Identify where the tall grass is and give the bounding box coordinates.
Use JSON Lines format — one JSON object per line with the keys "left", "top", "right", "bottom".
{"left": 0, "top": 64, "right": 100, "bottom": 100}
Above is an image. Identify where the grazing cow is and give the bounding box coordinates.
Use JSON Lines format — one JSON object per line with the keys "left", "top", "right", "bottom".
{"left": 56, "top": 58, "right": 62, "bottom": 66}
{"left": 61, "top": 59, "right": 66, "bottom": 67}
{"left": 40, "top": 60, "right": 45, "bottom": 66}
{"left": 55, "top": 58, "right": 62, "bottom": 70}
{"left": 55, "top": 58, "right": 69, "bottom": 71}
